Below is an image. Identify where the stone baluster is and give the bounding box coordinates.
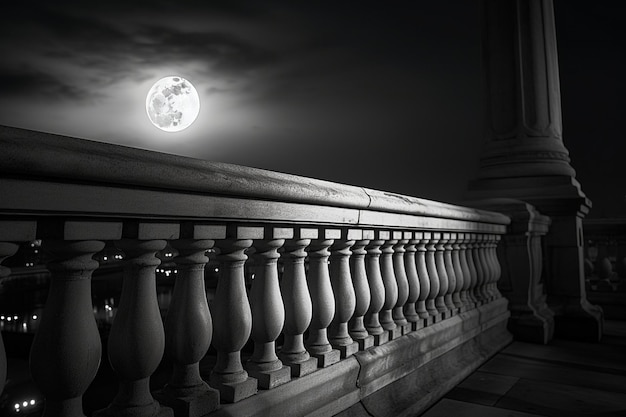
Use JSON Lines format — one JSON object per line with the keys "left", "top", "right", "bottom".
{"left": 348, "top": 230, "right": 375, "bottom": 350}
{"left": 486, "top": 234, "right": 503, "bottom": 301}
{"left": 305, "top": 231, "right": 340, "bottom": 368}
{"left": 457, "top": 233, "right": 473, "bottom": 311}
{"left": 470, "top": 234, "right": 486, "bottom": 305}
{"left": 424, "top": 233, "right": 442, "bottom": 322}
{"left": 210, "top": 226, "right": 258, "bottom": 402}
{"left": 450, "top": 233, "right": 465, "bottom": 311}
{"left": 433, "top": 233, "right": 451, "bottom": 318}
{"left": 246, "top": 227, "right": 292, "bottom": 389}
{"left": 278, "top": 229, "right": 318, "bottom": 377}
{"left": 392, "top": 231, "right": 411, "bottom": 335}
{"left": 364, "top": 236, "right": 389, "bottom": 345}
{"left": 414, "top": 232, "right": 432, "bottom": 325}
{"left": 97, "top": 222, "right": 178, "bottom": 417}
{"left": 30, "top": 221, "right": 118, "bottom": 417}
{"left": 0, "top": 235, "right": 24, "bottom": 396}
{"left": 379, "top": 231, "right": 400, "bottom": 340}
{"left": 442, "top": 233, "right": 459, "bottom": 315}
{"left": 465, "top": 234, "right": 480, "bottom": 307}
{"left": 403, "top": 232, "right": 422, "bottom": 331}
{"left": 328, "top": 230, "right": 359, "bottom": 358}
{"left": 155, "top": 227, "right": 221, "bottom": 417}
{"left": 475, "top": 234, "right": 491, "bottom": 304}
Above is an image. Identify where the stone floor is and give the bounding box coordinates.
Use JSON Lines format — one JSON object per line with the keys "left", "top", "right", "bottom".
{"left": 422, "top": 320, "right": 626, "bottom": 417}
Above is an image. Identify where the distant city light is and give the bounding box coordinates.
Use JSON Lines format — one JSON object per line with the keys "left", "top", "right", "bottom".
{"left": 32, "top": 314, "right": 38, "bottom": 320}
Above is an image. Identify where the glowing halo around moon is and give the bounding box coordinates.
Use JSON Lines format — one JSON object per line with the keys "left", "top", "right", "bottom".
{"left": 146, "top": 76, "right": 200, "bottom": 132}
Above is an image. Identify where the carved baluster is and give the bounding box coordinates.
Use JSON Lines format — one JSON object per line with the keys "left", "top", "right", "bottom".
{"left": 392, "top": 231, "right": 411, "bottom": 335}
{"left": 379, "top": 231, "right": 400, "bottom": 340}
{"left": 209, "top": 226, "right": 258, "bottom": 402}
{"left": 450, "top": 233, "right": 465, "bottom": 312}
{"left": 466, "top": 234, "right": 480, "bottom": 307}
{"left": 424, "top": 233, "right": 442, "bottom": 322}
{"left": 433, "top": 233, "right": 451, "bottom": 318}
{"left": 491, "top": 235, "right": 503, "bottom": 300}
{"left": 278, "top": 230, "right": 318, "bottom": 377}
{"left": 155, "top": 230, "right": 220, "bottom": 416}
{"left": 403, "top": 232, "right": 422, "bottom": 331}
{"left": 246, "top": 228, "right": 291, "bottom": 389}
{"left": 473, "top": 234, "right": 491, "bottom": 305}
{"left": 0, "top": 235, "right": 25, "bottom": 396}
{"left": 414, "top": 232, "right": 432, "bottom": 325}
{"left": 457, "top": 233, "right": 473, "bottom": 311}
{"left": 442, "top": 233, "right": 458, "bottom": 316}
{"left": 364, "top": 236, "right": 389, "bottom": 345}
{"left": 31, "top": 221, "right": 118, "bottom": 417}
{"left": 97, "top": 229, "right": 177, "bottom": 417}
{"left": 348, "top": 229, "right": 375, "bottom": 350}
{"left": 305, "top": 231, "right": 340, "bottom": 367}
{"left": 484, "top": 234, "right": 502, "bottom": 301}
{"left": 328, "top": 230, "right": 359, "bottom": 358}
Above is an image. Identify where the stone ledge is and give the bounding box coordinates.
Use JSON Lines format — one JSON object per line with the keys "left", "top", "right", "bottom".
{"left": 207, "top": 300, "right": 511, "bottom": 417}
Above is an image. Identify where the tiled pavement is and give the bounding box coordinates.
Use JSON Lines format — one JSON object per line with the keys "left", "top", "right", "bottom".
{"left": 422, "top": 320, "right": 626, "bottom": 417}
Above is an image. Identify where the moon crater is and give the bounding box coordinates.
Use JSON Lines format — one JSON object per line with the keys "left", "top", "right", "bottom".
{"left": 146, "top": 76, "right": 200, "bottom": 132}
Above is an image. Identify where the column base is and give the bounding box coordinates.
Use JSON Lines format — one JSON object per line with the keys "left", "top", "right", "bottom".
{"left": 410, "top": 319, "right": 426, "bottom": 331}
{"left": 372, "top": 331, "right": 389, "bottom": 346}
{"left": 154, "top": 383, "right": 219, "bottom": 417}
{"left": 333, "top": 341, "right": 359, "bottom": 359}
{"left": 388, "top": 327, "right": 402, "bottom": 341}
{"left": 282, "top": 356, "right": 318, "bottom": 377}
{"left": 430, "top": 312, "right": 444, "bottom": 324}
{"left": 94, "top": 400, "right": 174, "bottom": 417}
{"left": 398, "top": 323, "right": 412, "bottom": 335}
{"left": 552, "top": 298, "right": 604, "bottom": 342}
{"left": 247, "top": 365, "right": 291, "bottom": 390}
{"left": 311, "top": 349, "right": 341, "bottom": 368}
{"left": 353, "top": 335, "right": 375, "bottom": 351}
{"left": 208, "top": 375, "right": 258, "bottom": 404}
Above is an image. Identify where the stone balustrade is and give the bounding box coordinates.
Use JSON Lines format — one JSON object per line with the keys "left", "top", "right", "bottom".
{"left": 0, "top": 125, "right": 511, "bottom": 417}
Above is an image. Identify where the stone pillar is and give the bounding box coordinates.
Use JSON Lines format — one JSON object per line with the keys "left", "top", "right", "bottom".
{"left": 155, "top": 234, "right": 220, "bottom": 417}
{"left": 364, "top": 235, "right": 388, "bottom": 345}
{"left": 210, "top": 226, "right": 258, "bottom": 402}
{"left": 305, "top": 230, "right": 341, "bottom": 368}
{"left": 328, "top": 230, "right": 359, "bottom": 358}
{"left": 247, "top": 232, "right": 291, "bottom": 389}
{"left": 278, "top": 230, "right": 318, "bottom": 377}
{"left": 468, "top": 0, "right": 601, "bottom": 341}
{"left": 348, "top": 230, "right": 375, "bottom": 350}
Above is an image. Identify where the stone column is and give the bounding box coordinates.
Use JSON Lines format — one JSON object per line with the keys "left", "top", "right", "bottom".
{"left": 97, "top": 223, "right": 178, "bottom": 417}
{"left": 364, "top": 236, "right": 388, "bottom": 345}
{"left": 379, "top": 232, "right": 401, "bottom": 340}
{"left": 210, "top": 226, "right": 258, "bottom": 402}
{"left": 247, "top": 230, "right": 291, "bottom": 389}
{"left": 328, "top": 230, "right": 359, "bottom": 358}
{"left": 278, "top": 229, "right": 318, "bottom": 377}
{"left": 305, "top": 230, "right": 341, "bottom": 368}
{"left": 468, "top": 0, "right": 601, "bottom": 341}
{"left": 155, "top": 233, "right": 220, "bottom": 417}
{"left": 349, "top": 230, "right": 375, "bottom": 350}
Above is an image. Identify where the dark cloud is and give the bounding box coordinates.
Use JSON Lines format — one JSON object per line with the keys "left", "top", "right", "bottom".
{"left": 0, "top": 67, "right": 96, "bottom": 100}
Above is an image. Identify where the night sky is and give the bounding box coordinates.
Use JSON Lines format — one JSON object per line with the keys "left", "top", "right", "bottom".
{"left": 0, "top": 1, "right": 624, "bottom": 217}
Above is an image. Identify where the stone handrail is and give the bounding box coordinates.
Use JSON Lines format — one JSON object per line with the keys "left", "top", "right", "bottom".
{"left": 0, "top": 125, "right": 511, "bottom": 417}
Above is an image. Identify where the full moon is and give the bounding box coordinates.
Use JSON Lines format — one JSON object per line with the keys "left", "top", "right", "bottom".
{"left": 146, "top": 76, "right": 200, "bottom": 132}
